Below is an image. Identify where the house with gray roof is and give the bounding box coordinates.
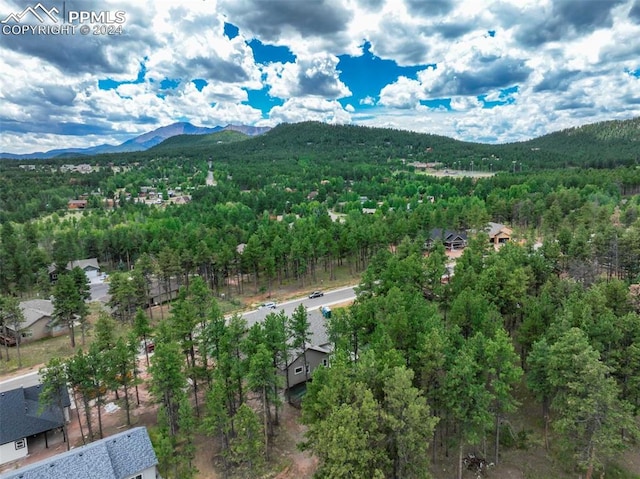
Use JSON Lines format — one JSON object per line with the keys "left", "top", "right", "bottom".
{"left": 10, "top": 300, "right": 67, "bottom": 343}
{"left": 0, "top": 384, "right": 70, "bottom": 466}
{"left": 427, "top": 228, "right": 468, "bottom": 250}
{"left": 48, "top": 258, "right": 100, "bottom": 283}
{"left": 285, "top": 344, "right": 332, "bottom": 390}
{"left": 0, "top": 427, "right": 158, "bottom": 479}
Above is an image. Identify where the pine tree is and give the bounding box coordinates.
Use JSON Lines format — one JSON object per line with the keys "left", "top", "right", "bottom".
{"left": 39, "top": 357, "right": 70, "bottom": 451}
{"left": 51, "top": 273, "right": 83, "bottom": 348}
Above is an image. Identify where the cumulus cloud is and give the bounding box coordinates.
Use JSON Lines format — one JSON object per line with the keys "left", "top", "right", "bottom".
{"left": 378, "top": 77, "right": 425, "bottom": 109}
{"left": 2, "top": 0, "right": 640, "bottom": 154}
{"left": 265, "top": 54, "right": 351, "bottom": 99}
{"left": 268, "top": 97, "right": 352, "bottom": 124}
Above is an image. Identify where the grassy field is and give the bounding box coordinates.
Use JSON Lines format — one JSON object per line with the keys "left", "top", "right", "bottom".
{"left": 0, "top": 303, "right": 107, "bottom": 377}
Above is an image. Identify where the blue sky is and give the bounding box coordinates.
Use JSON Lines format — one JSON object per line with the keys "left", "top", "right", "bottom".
{"left": 1, "top": 0, "right": 640, "bottom": 154}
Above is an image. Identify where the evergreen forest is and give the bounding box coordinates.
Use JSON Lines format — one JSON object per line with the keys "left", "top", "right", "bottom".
{"left": 2, "top": 118, "right": 640, "bottom": 479}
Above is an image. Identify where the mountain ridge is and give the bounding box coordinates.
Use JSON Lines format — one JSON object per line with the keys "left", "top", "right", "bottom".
{"left": 145, "top": 117, "right": 640, "bottom": 171}
{"left": 0, "top": 122, "right": 271, "bottom": 159}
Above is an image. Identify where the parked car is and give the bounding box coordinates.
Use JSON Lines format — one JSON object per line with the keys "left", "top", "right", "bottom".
{"left": 0, "top": 334, "right": 17, "bottom": 346}
{"left": 308, "top": 291, "right": 324, "bottom": 299}
{"left": 261, "top": 301, "right": 277, "bottom": 309}
{"left": 140, "top": 339, "right": 155, "bottom": 354}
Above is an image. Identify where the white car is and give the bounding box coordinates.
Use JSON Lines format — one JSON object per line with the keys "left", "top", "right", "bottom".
{"left": 261, "top": 302, "right": 277, "bottom": 309}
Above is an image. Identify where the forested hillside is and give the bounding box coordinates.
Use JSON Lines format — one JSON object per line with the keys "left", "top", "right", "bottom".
{"left": 145, "top": 118, "right": 640, "bottom": 171}
{"left": 1, "top": 118, "right": 640, "bottom": 479}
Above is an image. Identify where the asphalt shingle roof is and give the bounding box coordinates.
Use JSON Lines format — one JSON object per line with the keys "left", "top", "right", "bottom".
{"left": 0, "top": 385, "right": 69, "bottom": 445}
{"left": 0, "top": 427, "right": 157, "bottom": 479}
{"left": 17, "top": 300, "right": 54, "bottom": 329}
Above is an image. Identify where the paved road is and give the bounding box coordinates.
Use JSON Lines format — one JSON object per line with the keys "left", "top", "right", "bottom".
{"left": 242, "top": 285, "right": 357, "bottom": 346}
{"left": 0, "top": 370, "right": 41, "bottom": 393}
{"left": 2, "top": 286, "right": 358, "bottom": 391}
{"left": 89, "top": 281, "right": 110, "bottom": 302}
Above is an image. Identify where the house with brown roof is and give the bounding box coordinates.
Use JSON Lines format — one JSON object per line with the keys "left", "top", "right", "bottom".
{"left": 67, "top": 200, "right": 87, "bottom": 209}
{"left": 486, "top": 222, "right": 512, "bottom": 247}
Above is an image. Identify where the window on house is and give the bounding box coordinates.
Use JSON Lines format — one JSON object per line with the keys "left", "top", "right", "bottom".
{"left": 294, "top": 366, "right": 303, "bottom": 375}
{"left": 15, "top": 438, "right": 26, "bottom": 450}
{"left": 306, "top": 363, "right": 310, "bottom": 374}
{"left": 322, "top": 359, "right": 328, "bottom": 367}
{"left": 21, "top": 330, "right": 33, "bottom": 338}
{"left": 127, "top": 474, "right": 142, "bottom": 479}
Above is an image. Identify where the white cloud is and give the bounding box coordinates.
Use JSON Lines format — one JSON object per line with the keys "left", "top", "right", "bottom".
{"left": 265, "top": 53, "right": 351, "bottom": 99}
{"left": 378, "top": 77, "right": 425, "bottom": 109}
{"left": 2, "top": 0, "right": 640, "bottom": 154}
{"left": 268, "top": 97, "right": 352, "bottom": 124}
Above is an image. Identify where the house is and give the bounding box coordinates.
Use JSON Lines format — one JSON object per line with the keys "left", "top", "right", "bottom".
{"left": 67, "top": 200, "right": 87, "bottom": 209}
{"left": 172, "top": 195, "right": 191, "bottom": 205}
{"left": 285, "top": 345, "right": 332, "bottom": 390}
{"left": 147, "top": 278, "right": 181, "bottom": 307}
{"left": 67, "top": 258, "right": 101, "bottom": 282}
{"left": 428, "top": 228, "right": 467, "bottom": 250}
{"left": 486, "top": 222, "right": 512, "bottom": 246}
{"left": 49, "top": 258, "right": 100, "bottom": 283}
{"left": 11, "top": 300, "right": 67, "bottom": 343}
{"left": 0, "top": 427, "right": 158, "bottom": 479}
{"left": 0, "top": 384, "right": 70, "bottom": 466}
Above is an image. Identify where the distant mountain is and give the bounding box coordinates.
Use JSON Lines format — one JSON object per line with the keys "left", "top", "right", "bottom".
{"left": 144, "top": 118, "right": 640, "bottom": 171}
{"left": 0, "top": 122, "right": 271, "bottom": 159}
{"left": 117, "top": 122, "right": 223, "bottom": 151}
{"left": 150, "top": 129, "right": 255, "bottom": 152}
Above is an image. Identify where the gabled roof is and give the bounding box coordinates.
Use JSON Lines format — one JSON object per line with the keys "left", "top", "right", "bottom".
{"left": 429, "top": 228, "right": 467, "bottom": 242}
{"left": 148, "top": 278, "right": 181, "bottom": 297}
{"left": 16, "top": 300, "right": 54, "bottom": 330}
{"left": 0, "top": 427, "right": 158, "bottom": 479}
{"left": 285, "top": 343, "right": 332, "bottom": 368}
{"left": 47, "top": 258, "right": 100, "bottom": 274}
{"left": 486, "top": 222, "right": 512, "bottom": 238}
{"left": 0, "top": 384, "right": 70, "bottom": 445}
{"left": 66, "top": 258, "right": 99, "bottom": 271}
